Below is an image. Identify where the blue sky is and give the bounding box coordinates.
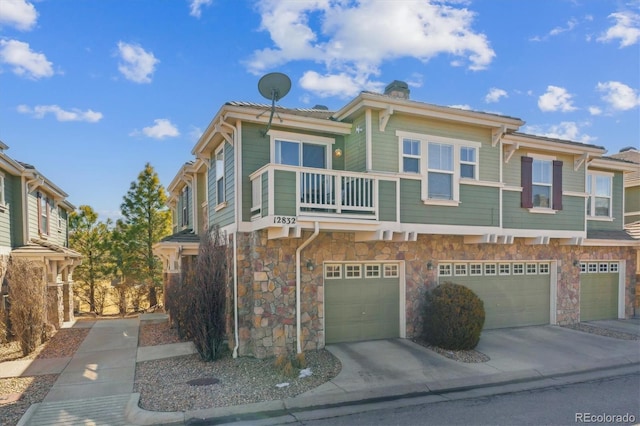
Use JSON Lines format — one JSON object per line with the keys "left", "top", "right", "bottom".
{"left": 0, "top": 0, "right": 638, "bottom": 221}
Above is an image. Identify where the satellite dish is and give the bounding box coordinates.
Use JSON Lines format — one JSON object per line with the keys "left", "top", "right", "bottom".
{"left": 257, "top": 72, "right": 291, "bottom": 135}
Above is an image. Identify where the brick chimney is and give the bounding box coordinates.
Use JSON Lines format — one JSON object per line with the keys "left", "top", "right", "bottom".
{"left": 384, "top": 80, "right": 410, "bottom": 99}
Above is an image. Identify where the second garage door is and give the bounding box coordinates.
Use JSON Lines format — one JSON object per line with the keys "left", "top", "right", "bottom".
{"left": 580, "top": 262, "right": 620, "bottom": 321}
{"left": 324, "top": 263, "right": 400, "bottom": 344}
{"left": 438, "top": 262, "right": 551, "bottom": 329}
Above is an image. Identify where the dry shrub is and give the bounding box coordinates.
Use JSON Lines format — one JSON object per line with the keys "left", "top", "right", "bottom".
{"left": 7, "top": 258, "right": 46, "bottom": 356}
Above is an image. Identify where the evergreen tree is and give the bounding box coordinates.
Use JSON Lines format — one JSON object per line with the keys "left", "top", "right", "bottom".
{"left": 69, "top": 205, "right": 112, "bottom": 313}
{"left": 120, "top": 163, "right": 171, "bottom": 307}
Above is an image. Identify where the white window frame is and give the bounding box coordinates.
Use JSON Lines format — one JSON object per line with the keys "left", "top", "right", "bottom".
{"left": 513, "top": 263, "right": 525, "bottom": 275}
{"left": 324, "top": 264, "right": 342, "bottom": 279}
{"left": 215, "top": 145, "right": 226, "bottom": 208}
{"left": 438, "top": 263, "right": 452, "bottom": 277}
{"left": 0, "top": 172, "right": 5, "bottom": 207}
{"left": 460, "top": 146, "right": 478, "bottom": 180}
{"left": 484, "top": 263, "right": 497, "bottom": 276}
{"left": 181, "top": 186, "right": 189, "bottom": 228}
{"left": 526, "top": 263, "right": 537, "bottom": 275}
{"left": 499, "top": 263, "right": 511, "bottom": 275}
{"left": 580, "top": 262, "right": 587, "bottom": 273}
{"left": 383, "top": 264, "right": 399, "bottom": 278}
{"left": 269, "top": 130, "right": 334, "bottom": 169}
{"left": 609, "top": 262, "right": 619, "bottom": 273}
{"left": 396, "top": 130, "right": 480, "bottom": 205}
{"left": 538, "top": 263, "right": 550, "bottom": 274}
{"left": 531, "top": 155, "right": 554, "bottom": 209}
{"left": 345, "top": 264, "right": 362, "bottom": 279}
{"left": 599, "top": 263, "right": 609, "bottom": 273}
{"left": 401, "top": 138, "right": 421, "bottom": 173}
{"left": 588, "top": 263, "right": 598, "bottom": 273}
{"left": 365, "top": 264, "right": 381, "bottom": 278}
{"left": 469, "top": 263, "right": 483, "bottom": 276}
{"left": 586, "top": 171, "right": 613, "bottom": 220}
{"left": 454, "top": 263, "right": 467, "bottom": 276}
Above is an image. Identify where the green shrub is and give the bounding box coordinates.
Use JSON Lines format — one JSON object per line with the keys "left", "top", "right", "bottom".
{"left": 422, "top": 282, "right": 485, "bottom": 350}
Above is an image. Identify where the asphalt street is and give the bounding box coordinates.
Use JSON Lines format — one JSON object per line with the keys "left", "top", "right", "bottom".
{"left": 289, "top": 373, "right": 640, "bottom": 426}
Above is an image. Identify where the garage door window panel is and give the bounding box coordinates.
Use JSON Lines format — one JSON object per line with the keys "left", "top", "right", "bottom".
{"left": 513, "top": 263, "right": 524, "bottom": 275}
{"left": 454, "top": 264, "right": 467, "bottom": 276}
{"left": 609, "top": 262, "right": 619, "bottom": 273}
{"left": 484, "top": 263, "right": 497, "bottom": 276}
{"left": 499, "top": 263, "right": 511, "bottom": 275}
{"left": 526, "top": 263, "right": 537, "bottom": 275}
{"left": 345, "top": 264, "right": 362, "bottom": 278}
{"left": 539, "top": 263, "right": 550, "bottom": 274}
{"left": 365, "top": 264, "right": 381, "bottom": 278}
{"left": 470, "top": 263, "right": 482, "bottom": 276}
{"left": 439, "top": 263, "right": 452, "bottom": 277}
{"left": 325, "top": 264, "right": 342, "bottom": 279}
{"left": 599, "top": 263, "right": 609, "bottom": 273}
{"left": 384, "top": 264, "right": 399, "bottom": 278}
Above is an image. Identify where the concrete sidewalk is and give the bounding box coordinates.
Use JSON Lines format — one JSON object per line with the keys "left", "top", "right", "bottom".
{"left": 14, "top": 318, "right": 640, "bottom": 425}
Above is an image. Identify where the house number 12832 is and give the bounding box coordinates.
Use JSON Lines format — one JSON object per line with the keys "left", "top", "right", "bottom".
{"left": 273, "top": 216, "right": 296, "bottom": 225}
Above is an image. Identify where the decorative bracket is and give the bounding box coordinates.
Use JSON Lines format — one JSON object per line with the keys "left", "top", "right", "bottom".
{"left": 503, "top": 142, "right": 519, "bottom": 163}
{"left": 574, "top": 153, "right": 589, "bottom": 171}
{"left": 379, "top": 106, "right": 394, "bottom": 132}
{"left": 492, "top": 125, "right": 507, "bottom": 147}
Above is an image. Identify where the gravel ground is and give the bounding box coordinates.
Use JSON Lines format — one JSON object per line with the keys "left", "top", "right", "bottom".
{"left": 134, "top": 322, "right": 342, "bottom": 412}
{"left": 562, "top": 323, "right": 640, "bottom": 340}
{"left": 412, "top": 338, "right": 490, "bottom": 363}
{"left": 138, "top": 321, "right": 187, "bottom": 347}
{"left": 0, "top": 327, "right": 90, "bottom": 362}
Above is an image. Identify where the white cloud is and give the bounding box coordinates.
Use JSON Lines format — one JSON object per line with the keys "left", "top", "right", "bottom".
{"left": 597, "top": 11, "right": 640, "bottom": 47}
{"left": 17, "top": 104, "right": 103, "bottom": 122}
{"left": 189, "top": 0, "right": 213, "bottom": 18}
{"left": 538, "top": 86, "right": 577, "bottom": 112}
{"left": 299, "top": 71, "right": 383, "bottom": 98}
{"left": 0, "top": 39, "right": 53, "bottom": 79}
{"left": 596, "top": 81, "right": 640, "bottom": 111}
{"left": 530, "top": 17, "right": 581, "bottom": 42}
{"left": 247, "top": 1, "right": 494, "bottom": 98}
{"left": 523, "top": 121, "right": 596, "bottom": 144}
{"left": 485, "top": 88, "right": 508, "bottom": 103}
{"left": 116, "top": 41, "right": 159, "bottom": 83}
{"left": 588, "top": 106, "right": 602, "bottom": 116}
{"left": 0, "top": 0, "right": 37, "bottom": 31}
{"left": 133, "top": 119, "right": 180, "bottom": 139}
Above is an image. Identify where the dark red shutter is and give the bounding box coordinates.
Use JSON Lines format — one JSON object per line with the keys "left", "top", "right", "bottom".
{"left": 552, "top": 160, "right": 563, "bottom": 210}
{"left": 521, "top": 156, "right": 533, "bottom": 208}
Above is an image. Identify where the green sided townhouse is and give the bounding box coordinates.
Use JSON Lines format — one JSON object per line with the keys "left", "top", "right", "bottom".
{"left": 154, "top": 81, "right": 639, "bottom": 359}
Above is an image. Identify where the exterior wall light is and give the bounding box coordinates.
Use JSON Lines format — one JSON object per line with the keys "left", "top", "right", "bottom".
{"left": 427, "top": 261, "right": 434, "bottom": 270}
{"left": 573, "top": 260, "right": 580, "bottom": 267}
{"left": 334, "top": 148, "right": 343, "bottom": 158}
{"left": 306, "top": 259, "right": 315, "bottom": 271}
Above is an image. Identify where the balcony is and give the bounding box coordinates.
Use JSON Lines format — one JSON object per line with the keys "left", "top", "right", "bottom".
{"left": 250, "top": 164, "right": 380, "bottom": 221}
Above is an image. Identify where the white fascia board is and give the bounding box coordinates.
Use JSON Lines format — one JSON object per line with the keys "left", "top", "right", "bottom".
{"left": 582, "top": 239, "right": 640, "bottom": 247}
{"left": 333, "top": 93, "right": 524, "bottom": 129}
{"left": 0, "top": 154, "right": 25, "bottom": 175}
{"left": 588, "top": 158, "right": 640, "bottom": 173}
{"left": 223, "top": 108, "right": 352, "bottom": 135}
{"left": 503, "top": 134, "right": 605, "bottom": 156}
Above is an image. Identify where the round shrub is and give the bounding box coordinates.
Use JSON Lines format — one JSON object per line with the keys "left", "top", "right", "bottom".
{"left": 422, "top": 282, "right": 485, "bottom": 350}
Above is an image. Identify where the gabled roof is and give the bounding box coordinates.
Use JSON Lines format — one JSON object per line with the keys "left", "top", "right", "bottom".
{"left": 586, "top": 229, "right": 636, "bottom": 241}
{"left": 12, "top": 238, "right": 82, "bottom": 259}
{"left": 159, "top": 228, "right": 200, "bottom": 244}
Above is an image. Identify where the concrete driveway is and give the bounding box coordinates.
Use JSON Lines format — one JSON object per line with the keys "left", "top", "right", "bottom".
{"left": 302, "top": 323, "right": 640, "bottom": 402}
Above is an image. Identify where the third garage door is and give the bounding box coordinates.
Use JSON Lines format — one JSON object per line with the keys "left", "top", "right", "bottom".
{"left": 438, "top": 262, "right": 551, "bottom": 329}
{"left": 324, "top": 263, "right": 400, "bottom": 344}
{"left": 580, "top": 261, "right": 620, "bottom": 321}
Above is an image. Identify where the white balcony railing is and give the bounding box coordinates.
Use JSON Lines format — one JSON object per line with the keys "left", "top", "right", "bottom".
{"left": 299, "top": 171, "right": 375, "bottom": 214}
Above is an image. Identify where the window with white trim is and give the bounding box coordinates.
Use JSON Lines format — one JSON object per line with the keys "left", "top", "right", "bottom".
{"left": 454, "top": 263, "right": 467, "bottom": 276}
{"left": 532, "top": 159, "right": 552, "bottom": 208}
{"left": 499, "top": 263, "right": 511, "bottom": 275}
{"left": 38, "top": 193, "right": 50, "bottom": 235}
{"left": 324, "top": 264, "right": 342, "bottom": 279}
{"left": 588, "top": 263, "right": 598, "bottom": 273}
{"left": 580, "top": 262, "right": 587, "bottom": 273}
{"left": 0, "top": 173, "right": 5, "bottom": 206}
{"left": 428, "top": 142, "right": 454, "bottom": 200}
{"left": 460, "top": 146, "right": 477, "bottom": 179}
{"left": 365, "top": 264, "right": 381, "bottom": 278}
{"left": 270, "top": 131, "right": 333, "bottom": 170}
{"left": 215, "top": 147, "right": 225, "bottom": 206}
{"left": 538, "top": 263, "right": 550, "bottom": 274}
{"left": 402, "top": 139, "right": 420, "bottom": 173}
{"left": 383, "top": 264, "right": 399, "bottom": 278}
{"left": 470, "top": 263, "right": 482, "bottom": 276}
{"left": 599, "top": 263, "right": 608, "bottom": 273}
{"left": 513, "top": 263, "right": 525, "bottom": 275}
{"left": 439, "top": 263, "right": 452, "bottom": 277}
{"left": 484, "top": 263, "right": 496, "bottom": 276}
{"left": 586, "top": 173, "right": 612, "bottom": 218}
{"left": 345, "top": 264, "right": 361, "bottom": 278}
{"left": 526, "top": 263, "right": 537, "bottom": 275}
{"left": 609, "top": 262, "right": 619, "bottom": 273}
{"left": 181, "top": 186, "right": 189, "bottom": 228}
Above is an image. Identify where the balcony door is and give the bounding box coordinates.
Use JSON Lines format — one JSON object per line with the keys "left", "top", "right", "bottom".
{"left": 275, "top": 140, "right": 327, "bottom": 169}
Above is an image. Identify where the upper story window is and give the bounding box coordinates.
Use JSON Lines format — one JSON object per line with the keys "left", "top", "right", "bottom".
{"left": 586, "top": 172, "right": 612, "bottom": 218}
{"left": 397, "top": 131, "right": 480, "bottom": 204}
{"left": 0, "top": 173, "right": 5, "bottom": 206}
{"left": 402, "top": 139, "right": 420, "bottom": 173}
{"left": 181, "top": 186, "right": 189, "bottom": 228}
{"left": 270, "top": 130, "right": 333, "bottom": 170}
{"left": 427, "top": 142, "right": 454, "bottom": 200}
{"left": 521, "top": 155, "right": 563, "bottom": 211}
{"left": 38, "top": 192, "right": 50, "bottom": 235}
{"left": 532, "top": 159, "right": 552, "bottom": 208}
{"left": 215, "top": 146, "right": 225, "bottom": 206}
{"left": 460, "top": 146, "right": 477, "bottom": 179}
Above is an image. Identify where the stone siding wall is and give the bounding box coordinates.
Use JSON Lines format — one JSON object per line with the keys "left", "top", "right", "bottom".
{"left": 234, "top": 230, "right": 637, "bottom": 358}
{"left": 47, "top": 284, "right": 63, "bottom": 329}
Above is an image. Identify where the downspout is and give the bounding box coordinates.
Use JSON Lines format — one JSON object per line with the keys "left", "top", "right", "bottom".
{"left": 295, "top": 222, "right": 319, "bottom": 354}
{"left": 232, "top": 232, "right": 239, "bottom": 358}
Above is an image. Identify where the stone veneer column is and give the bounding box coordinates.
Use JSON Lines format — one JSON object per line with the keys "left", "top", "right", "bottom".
{"left": 47, "top": 284, "right": 64, "bottom": 329}
{"left": 63, "top": 282, "right": 74, "bottom": 322}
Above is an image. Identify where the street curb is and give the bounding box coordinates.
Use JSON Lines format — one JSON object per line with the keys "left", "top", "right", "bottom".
{"left": 15, "top": 402, "right": 39, "bottom": 426}
{"left": 124, "top": 362, "right": 640, "bottom": 425}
